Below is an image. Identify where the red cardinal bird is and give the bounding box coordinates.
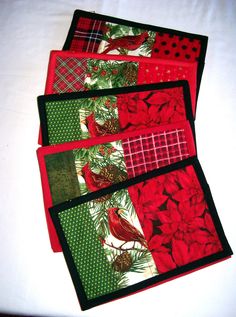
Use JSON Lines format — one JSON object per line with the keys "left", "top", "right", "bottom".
{"left": 108, "top": 208, "right": 147, "bottom": 248}
{"left": 102, "top": 31, "right": 149, "bottom": 54}
{"left": 86, "top": 113, "right": 119, "bottom": 137}
{"left": 82, "top": 162, "right": 112, "bottom": 191}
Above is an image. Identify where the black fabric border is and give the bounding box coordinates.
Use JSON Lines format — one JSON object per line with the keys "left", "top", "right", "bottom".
{"left": 62, "top": 9, "right": 208, "bottom": 105}
{"left": 37, "top": 80, "right": 194, "bottom": 146}
{"left": 49, "top": 157, "right": 232, "bottom": 310}
{"left": 37, "top": 96, "right": 50, "bottom": 146}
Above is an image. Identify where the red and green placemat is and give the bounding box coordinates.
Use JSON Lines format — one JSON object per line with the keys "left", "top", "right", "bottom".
{"left": 49, "top": 157, "right": 232, "bottom": 310}
{"left": 45, "top": 51, "right": 197, "bottom": 113}
{"left": 37, "top": 121, "right": 196, "bottom": 252}
{"left": 38, "top": 82, "right": 194, "bottom": 146}
{"left": 62, "top": 10, "right": 207, "bottom": 96}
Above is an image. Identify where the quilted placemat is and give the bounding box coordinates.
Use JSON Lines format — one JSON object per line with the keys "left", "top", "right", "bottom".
{"left": 62, "top": 10, "right": 207, "bottom": 95}
{"left": 45, "top": 51, "right": 197, "bottom": 113}
{"left": 37, "top": 121, "right": 196, "bottom": 251}
{"left": 49, "top": 157, "right": 232, "bottom": 310}
{"left": 38, "top": 82, "right": 194, "bottom": 146}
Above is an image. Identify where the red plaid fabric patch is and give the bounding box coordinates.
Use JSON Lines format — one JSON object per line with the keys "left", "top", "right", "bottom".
{"left": 122, "top": 128, "right": 189, "bottom": 177}
{"left": 70, "top": 17, "right": 105, "bottom": 52}
{"left": 53, "top": 56, "right": 87, "bottom": 93}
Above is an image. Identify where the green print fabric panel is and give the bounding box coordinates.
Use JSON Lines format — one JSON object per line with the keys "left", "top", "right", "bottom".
{"left": 85, "top": 60, "right": 138, "bottom": 89}
{"left": 45, "top": 99, "right": 83, "bottom": 144}
{"left": 45, "top": 141, "right": 127, "bottom": 204}
{"left": 45, "top": 151, "right": 80, "bottom": 204}
{"left": 58, "top": 204, "right": 119, "bottom": 299}
{"left": 45, "top": 96, "right": 118, "bottom": 144}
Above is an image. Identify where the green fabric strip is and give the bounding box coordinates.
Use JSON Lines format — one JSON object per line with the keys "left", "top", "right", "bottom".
{"left": 45, "top": 100, "right": 83, "bottom": 144}
{"left": 59, "top": 204, "right": 119, "bottom": 299}
{"left": 45, "top": 151, "right": 80, "bottom": 204}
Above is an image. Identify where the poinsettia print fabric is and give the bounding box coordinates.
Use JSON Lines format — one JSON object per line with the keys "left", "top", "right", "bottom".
{"left": 128, "top": 165, "right": 223, "bottom": 274}
{"left": 117, "top": 88, "right": 186, "bottom": 132}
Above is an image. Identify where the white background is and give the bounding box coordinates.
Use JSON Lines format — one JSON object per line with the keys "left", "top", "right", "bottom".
{"left": 0, "top": 0, "right": 235, "bottom": 316}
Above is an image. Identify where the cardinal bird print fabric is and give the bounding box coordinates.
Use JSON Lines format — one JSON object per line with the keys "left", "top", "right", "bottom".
{"left": 97, "top": 25, "right": 156, "bottom": 57}
{"left": 86, "top": 189, "right": 158, "bottom": 284}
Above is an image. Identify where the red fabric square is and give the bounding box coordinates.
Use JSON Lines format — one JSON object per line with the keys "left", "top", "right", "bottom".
{"left": 53, "top": 56, "right": 87, "bottom": 93}
{"left": 117, "top": 88, "right": 186, "bottom": 132}
{"left": 122, "top": 128, "right": 190, "bottom": 177}
{"left": 70, "top": 17, "right": 105, "bottom": 52}
{"left": 128, "top": 165, "right": 223, "bottom": 274}
{"left": 151, "top": 33, "right": 201, "bottom": 62}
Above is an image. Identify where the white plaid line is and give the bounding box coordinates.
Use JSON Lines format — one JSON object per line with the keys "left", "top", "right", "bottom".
{"left": 74, "top": 30, "right": 104, "bottom": 39}
{"left": 86, "top": 20, "right": 96, "bottom": 52}
{"left": 74, "top": 32, "right": 103, "bottom": 40}
{"left": 122, "top": 129, "right": 185, "bottom": 145}
{"left": 151, "top": 133, "right": 159, "bottom": 168}
{"left": 163, "top": 131, "right": 171, "bottom": 165}
{"left": 128, "top": 153, "right": 190, "bottom": 169}
{"left": 139, "top": 136, "right": 147, "bottom": 173}
{"left": 123, "top": 141, "right": 187, "bottom": 157}
{"left": 126, "top": 140, "right": 136, "bottom": 178}
{"left": 92, "top": 20, "right": 103, "bottom": 52}
{"left": 176, "top": 129, "right": 183, "bottom": 160}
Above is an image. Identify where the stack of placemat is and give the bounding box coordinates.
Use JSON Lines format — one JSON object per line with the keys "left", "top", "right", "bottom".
{"left": 37, "top": 10, "right": 232, "bottom": 311}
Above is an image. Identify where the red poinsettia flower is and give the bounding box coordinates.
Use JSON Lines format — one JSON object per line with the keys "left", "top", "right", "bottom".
{"left": 117, "top": 88, "right": 186, "bottom": 132}
{"left": 128, "top": 177, "right": 168, "bottom": 221}
{"left": 148, "top": 238, "right": 177, "bottom": 273}
{"left": 128, "top": 167, "right": 223, "bottom": 274}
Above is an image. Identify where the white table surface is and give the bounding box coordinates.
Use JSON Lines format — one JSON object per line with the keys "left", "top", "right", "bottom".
{"left": 0, "top": 0, "right": 235, "bottom": 316}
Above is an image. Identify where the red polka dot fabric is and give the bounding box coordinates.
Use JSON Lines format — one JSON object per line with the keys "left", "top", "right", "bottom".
{"left": 151, "top": 33, "right": 201, "bottom": 62}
